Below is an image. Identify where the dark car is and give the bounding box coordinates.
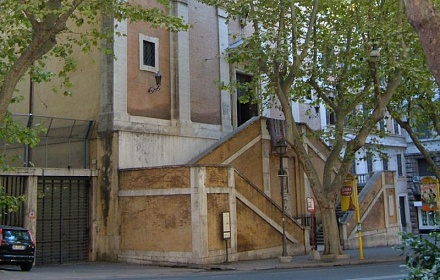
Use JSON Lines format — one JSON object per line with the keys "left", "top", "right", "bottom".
{"left": 0, "top": 225, "right": 35, "bottom": 271}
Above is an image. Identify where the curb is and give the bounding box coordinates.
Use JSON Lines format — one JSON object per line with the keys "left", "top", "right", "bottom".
{"left": 198, "top": 256, "right": 405, "bottom": 271}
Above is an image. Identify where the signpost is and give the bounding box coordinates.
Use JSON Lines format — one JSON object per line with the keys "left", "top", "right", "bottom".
{"left": 221, "top": 212, "right": 231, "bottom": 263}
{"left": 307, "top": 197, "right": 316, "bottom": 250}
{"left": 307, "top": 197, "right": 320, "bottom": 260}
{"left": 344, "top": 175, "right": 364, "bottom": 260}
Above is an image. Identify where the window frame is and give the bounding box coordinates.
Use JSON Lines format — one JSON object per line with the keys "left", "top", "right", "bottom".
{"left": 139, "top": 34, "right": 159, "bottom": 72}
{"left": 366, "top": 152, "right": 373, "bottom": 173}
{"left": 382, "top": 154, "right": 389, "bottom": 171}
{"left": 393, "top": 119, "right": 400, "bottom": 135}
{"left": 397, "top": 154, "right": 403, "bottom": 176}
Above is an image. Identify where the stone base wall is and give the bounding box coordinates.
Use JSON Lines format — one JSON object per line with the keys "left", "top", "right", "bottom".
{"left": 343, "top": 225, "right": 401, "bottom": 249}
{"left": 117, "top": 165, "right": 307, "bottom": 265}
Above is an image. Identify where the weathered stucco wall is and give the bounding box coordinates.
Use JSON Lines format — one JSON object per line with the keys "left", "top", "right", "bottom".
{"left": 234, "top": 173, "right": 305, "bottom": 251}
{"left": 197, "top": 119, "right": 261, "bottom": 165}
{"left": 189, "top": 1, "right": 221, "bottom": 124}
{"left": 119, "top": 167, "right": 193, "bottom": 253}
{"left": 120, "top": 195, "right": 192, "bottom": 252}
{"left": 236, "top": 200, "right": 281, "bottom": 252}
{"left": 117, "top": 165, "right": 306, "bottom": 265}
{"left": 343, "top": 171, "right": 401, "bottom": 249}
{"left": 207, "top": 193, "right": 230, "bottom": 251}
{"left": 120, "top": 167, "right": 191, "bottom": 190}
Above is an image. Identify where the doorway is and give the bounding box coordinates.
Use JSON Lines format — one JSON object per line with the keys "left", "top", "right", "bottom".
{"left": 236, "top": 73, "right": 258, "bottom": 126}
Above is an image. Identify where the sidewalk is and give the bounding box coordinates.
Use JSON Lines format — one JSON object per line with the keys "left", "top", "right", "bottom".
{"left": 200, "top": 246, "right": 406, "bottom": 271}
{"left": 0, "top": 246, "right": 406, "bottom": 280}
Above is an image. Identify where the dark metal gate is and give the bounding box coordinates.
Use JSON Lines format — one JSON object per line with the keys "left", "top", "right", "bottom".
{"left": 0, "top": 176, "right": 26, "bottom": 226}
{"left": 36, "top": 177, "right": 90, "bottom": 265}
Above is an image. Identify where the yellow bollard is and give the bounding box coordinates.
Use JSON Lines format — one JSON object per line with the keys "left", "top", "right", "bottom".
{"left": 353, "top": 176, "right": 364, "bottom": 260}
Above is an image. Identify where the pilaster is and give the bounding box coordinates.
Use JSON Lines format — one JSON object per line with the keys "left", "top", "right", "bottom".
{"left": 191, "top": 167, "right": 208, "bottom": 263}
{"left": 228, "top": 167, "right": 238, "bottom": 260}
{"left": 24, "top": 176, "right": 38, "bottom": 241}
{"left": 217, "top": 8, "right": 233, "bottom": 133}
{"left": 172, "top": 0, "right": 191, "bottom": 124}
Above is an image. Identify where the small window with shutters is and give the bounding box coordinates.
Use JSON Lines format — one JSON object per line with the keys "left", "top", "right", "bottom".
{"left": 139, "top": 34, "right": 159, "bottom": 72}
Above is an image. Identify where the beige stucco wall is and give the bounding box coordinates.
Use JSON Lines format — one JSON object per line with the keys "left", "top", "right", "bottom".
{"left": 188, "top": 1, "right": 221, "bottom": 125}
{"left": 118, "top": 167, "right": 193, "bottom": 253}
{"left": 207, "top": 193, "right": 230, "bottom": 251}
{"left": 236, "top": 200, "right": 281, "bottom": 252}
{"left": 120, "top": 195, "right": 193, "bottom": 252}
{"left": 9, "top": 26, "right": 101, "bottom": 121}
{"left": 117, "top": 164, "right": 306, "bottom": 265}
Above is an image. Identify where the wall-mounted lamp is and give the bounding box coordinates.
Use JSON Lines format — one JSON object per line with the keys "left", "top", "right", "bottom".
{"left": 148, "top": 71, "right": 162, "bottom": 94}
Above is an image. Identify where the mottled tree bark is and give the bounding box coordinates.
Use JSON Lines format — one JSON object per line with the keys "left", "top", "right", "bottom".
{"left": 405, "top": 0, "right": 440, "bottom": 86}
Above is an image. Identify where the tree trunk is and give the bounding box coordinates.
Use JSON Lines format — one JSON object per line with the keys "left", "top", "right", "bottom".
{"left": 318, "top": 198, "right": 343, "bottom": 256}
{"left": 405, "top": 0, "right": 440, "bottom": 86}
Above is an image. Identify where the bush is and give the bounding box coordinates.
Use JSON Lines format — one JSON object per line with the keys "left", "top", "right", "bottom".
{"left": 394, "top": 231, "right": 440, "bottom": 280}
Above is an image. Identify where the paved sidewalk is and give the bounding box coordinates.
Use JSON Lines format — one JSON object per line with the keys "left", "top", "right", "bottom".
{"left": 201, "top": 246, "right": 405, "bottom": 271}
{"left": 0, "top": 246, "right": 406, "bottom": 280}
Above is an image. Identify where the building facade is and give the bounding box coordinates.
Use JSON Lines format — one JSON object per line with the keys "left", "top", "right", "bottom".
{"left": 0, "top": 0, "right": 403, "bottom": 265}
{"left": 3, "top": 1, "right": 313, "bottom": 265}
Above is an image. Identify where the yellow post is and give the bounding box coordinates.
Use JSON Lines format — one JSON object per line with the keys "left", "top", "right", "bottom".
{"left": 353, "top": 176, "right": 364, "bottom": 260}
{"left": 437, "top": 179, "right": 440, "bottom": 226}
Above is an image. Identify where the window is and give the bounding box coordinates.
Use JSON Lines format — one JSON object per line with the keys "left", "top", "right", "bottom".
{"left": 351, "top": 161, "right": 357, "bottom": 175}
{"left": 2, "top": 230, "right": 31, "bottom": 242}
{"left": 382, "top": 154, "right": 388, "bottom": 170}
{"left": 326, "top": 97, "right": 335, "bottom": 125}
{"left": 397, "top": 154, "right": 403, "bottom": 176}
{"left": 393, "top": 120, "right": 400, "bottom": 135}
{"left": 326, "top": 110, "right": 335, "bottom": 125}
{"left": 415, "top": 122, "right": 432, "bottom": 139}
{"left": 139, "top": 34, "right": 159, "bottom": 72}
{"left": 367, "top": 152, "right": 373, "bottom": 173}
{"left": 379, "top": 119, "right": 386, "bottom": 133}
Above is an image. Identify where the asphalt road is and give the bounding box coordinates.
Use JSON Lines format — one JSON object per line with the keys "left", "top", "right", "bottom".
{"left": 0, "top": 261, "right": 407, "bottom": 280}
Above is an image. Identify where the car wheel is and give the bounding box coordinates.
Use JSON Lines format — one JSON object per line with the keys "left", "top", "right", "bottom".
{"left": 20, "top": 263, "right": 33, "bottom": 271}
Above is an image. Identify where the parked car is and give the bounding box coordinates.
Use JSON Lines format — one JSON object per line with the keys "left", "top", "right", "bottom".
{"left": 0, "top": 225, "right": 35, "bottom": 271}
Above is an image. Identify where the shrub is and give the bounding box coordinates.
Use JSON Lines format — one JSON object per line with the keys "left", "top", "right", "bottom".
{"left": 394, "top": 231, "right": 440, "bottom": 280}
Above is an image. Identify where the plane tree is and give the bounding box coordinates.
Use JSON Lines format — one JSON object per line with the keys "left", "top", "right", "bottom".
{"left": 397, "top": 2, "right": 440, "bottom": 183}
{"left": 405, "top": 0, "right": 440, "bottom": 87}
{"left": 387, "top": 67, "right": 440, "bottom": 184}
{"left": 200, "top": 0, "right": 420, "bottom": 256}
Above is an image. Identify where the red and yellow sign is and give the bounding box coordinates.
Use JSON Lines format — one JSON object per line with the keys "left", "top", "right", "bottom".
{"left": 341, "top": 180, "right": 356, "bottom": 211}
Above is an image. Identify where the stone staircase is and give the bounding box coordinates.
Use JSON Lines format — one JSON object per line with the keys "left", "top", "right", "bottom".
{"left": 189, "top": 117, "right": 309, "bottom": 257}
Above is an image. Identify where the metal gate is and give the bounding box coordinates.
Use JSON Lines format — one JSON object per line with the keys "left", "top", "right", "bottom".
{"left": 0, "top": 176, "right": 26, "bottom": 226}
{"left": 36, "top": 177, "right": 90, "bottom": 265}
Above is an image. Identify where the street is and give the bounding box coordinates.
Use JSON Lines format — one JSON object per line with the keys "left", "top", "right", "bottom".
{"left": 0, "top": 261, "right": 407, "bottom": 280}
